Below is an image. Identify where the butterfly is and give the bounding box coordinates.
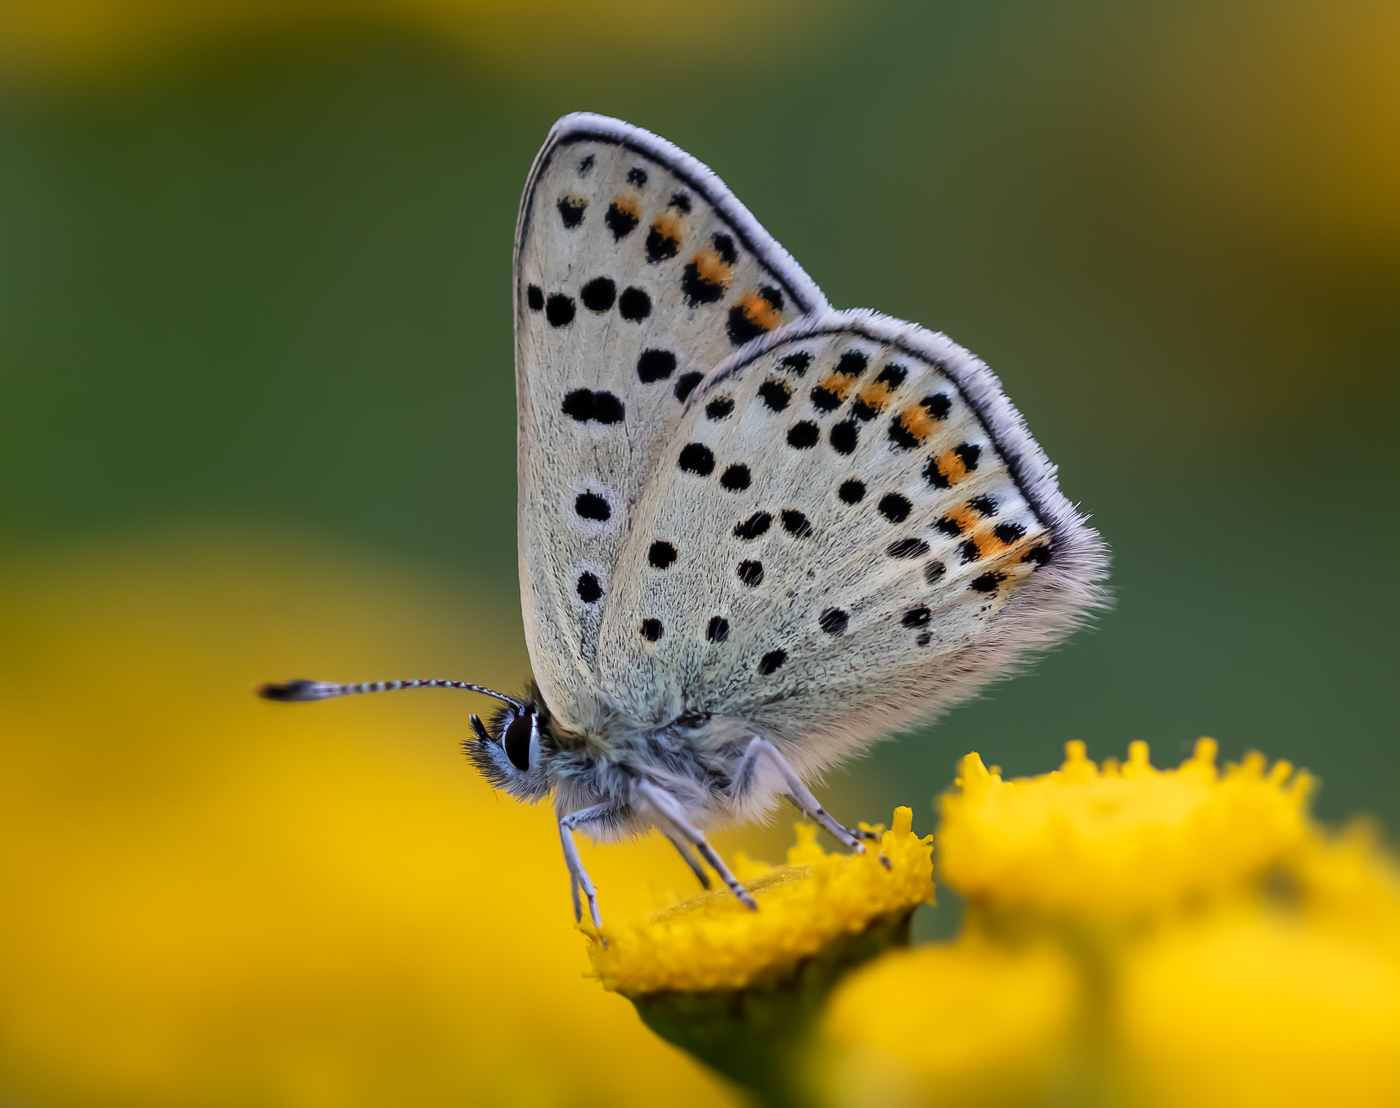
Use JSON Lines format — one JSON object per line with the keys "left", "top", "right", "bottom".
{"left": 261, "top": 112, "right": 1107, "bottom": 927}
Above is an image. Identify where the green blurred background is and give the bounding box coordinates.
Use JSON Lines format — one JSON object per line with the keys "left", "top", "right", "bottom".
{"left": 5, "top": 0, "right": 1397, "bottom": 816}
{"left": 1, "top": 0, "right": 1397, "bottom": 1102}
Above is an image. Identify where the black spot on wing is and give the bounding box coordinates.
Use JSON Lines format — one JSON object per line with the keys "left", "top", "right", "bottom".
{"left": 706, "top": 616, "right": 730, "bottom": 642}
{"left": 557, "top": 198, "right": 586, "bottom": 228}
{"left": 995, "top": 522, "right": 1026, "bottom": 544}
{"left": 838, "top": 479, "right": 865, "bottom": 504}
{"left": 527, "top": 284, "right": 544, "bottom": 311}
{"left": 678, "top": 443, "right": 715, "bottom": 475}
{"left": 674, "top": 372, "right": 704, "bottom": 402}
{"left": 924, "top": 561, "right": 946, "bottom": 584}
{"left": 726, "top": 303, "right": 767, "bottom": 346}
{"left": 887, "top": 538, "right": 931, "bottom": 559}
{"left": 720, "top": 464, "right": 751, "bottom": 491}
{"left": 580, "top": 277, "right": 616, "bottom": 312}
{"left": 878, "top": 493, "right": 912, "bottom": 522}
{"left": 561, "top": 389, "right": 624, "bottom": 425}
{"left": 681, "top": 263, "right": 726, "bottom": 306}
{"left": 830, "top": 420, "right": 858, "bottom": 455}
{"left": 970, "top": 572, "right": 1006, "bottom": 593}
{"left": 758, "top": 379, "right": 792, "bottom": 412}
{"left": 575, "top": 493, "right": 610, "bottom": 521}
{"left": 576, "top": 572, "right": 602, "bottom": 602}
{"left": 706, "top": 396, "right": 735, "bottom": 420}
{"left": 670, "top": 192, "right": 692, "bottom": 212}
{"left": 757, "top": 649, "right": 787, "bottom": 676}
{"left": 968, "top": 495, "right": 998, "bottom": 517}
{"left": 819, "top": 607, "right": 848, "bottom": 635}
{"left": 734, "top": 512, "right": 772, "bottom": 541}
{"left": 640, "top": 618, "right": 664, "bottom": 641}
{"left": 627, "top": 166, "right": 648, "bottom": 187}
{"left": 902, "top": 606, "right": 932, "bottom": 628}
{"left": 646, "top": 223, "right": 680, "bottom": 263}
{"left": 618, "top": 287, "right": 651, "bottom": 321}
{"left": 649, "top": 541, "right": 678, "bottom": 569}
{"left": 637, "top": 349, "right": 676, "bottom": 383}
{"left": 545, "top": 294, "right": 575, "bottom": 327}
{"left": 605, "top": 202, "right": 639, "bottom": 239}
{"left": 787, "top": 422, "right": 819, "bottom": 449}
{"left": 736, "top": 560, "right": 764, "bottom": 587}
{"left": 781, "top": 510, "right": 813, "bottom": 537}
{"left": 955, "top": 443, "right": 982, "bottom": 472}
{"left": 780, "top": 352, "right": 812, "bottom": 376}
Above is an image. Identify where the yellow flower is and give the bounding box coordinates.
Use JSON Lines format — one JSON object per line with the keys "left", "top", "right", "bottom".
{"left": 0, "top": 536, "right": 739, "bottom": 1108}
{"left": 1114, "top": 822, "right": 1400, "bottom": 1107}
{"left": 938, "top": 739, "right": 1313, "bottom": 922}
{"left": 1116, "top": 901, "right": 1400, "bottom": 1108}
{"left": 586, "top": 809, "right": 934, "bottom": 996}
{"left": 814, "top": 936, "right": 1083, "bottom": 1108}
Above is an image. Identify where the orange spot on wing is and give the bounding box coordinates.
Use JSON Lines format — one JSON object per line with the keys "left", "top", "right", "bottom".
{"left": 611, "top": 194, "right": 639, "bottom": 219}
{"left": 651, "top": 214, "right": 682, "bottom": 242}
{"left": 936, "top": 450, "right": 970, "bottom": 484}
{"left": 945, "top": 506, "right": 979, "bottom": 534}
{"left": 690, "top": 248, "right": 733, "bottom": 289}
{"left": 858, "top": 381, "right": 896, "bottom": 413}
{"left": 895, "top": 404, "right": 937, "bottom": 442}
{"left": 733, "top": 290, "right": 784, "bottom": 334}
{"left": 818, "top": 372, "right": 858, "bottom": 400}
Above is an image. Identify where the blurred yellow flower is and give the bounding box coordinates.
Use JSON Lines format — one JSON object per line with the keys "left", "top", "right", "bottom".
{"left": 1114, "top": 820, "right": 1400, "bottom": 1108}
{"left": 938, "top": 739, "right": 1313, "bottom": 923}
{"left": 815, "top": 936, "right": 1082, "bottom": 1108}
{"left": 0, "top": 535, "right": 738, "bottom": 1108}
{"left": 586, "top": 808, "right": 934, "bottom": 996}
{"left": 1116, "top": 902, "right": 1400, "bottom": 1108}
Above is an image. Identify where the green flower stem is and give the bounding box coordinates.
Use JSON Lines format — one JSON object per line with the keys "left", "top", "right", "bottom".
{"left": 626, "top": 910, "right": 917, "bottom": 1108}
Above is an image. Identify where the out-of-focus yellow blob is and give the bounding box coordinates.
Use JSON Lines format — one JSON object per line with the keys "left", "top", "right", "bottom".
{"left": 0, "top": 0, "right": 845, "bottom": 83}
{"left": 814, "top": 936, "right": 1082, "bottom": 1108}
{"left": 586, "top": 809, "right": 935, "bottom": 995}
{"left": 1116, "top": 902, "right": 1400, "bottom": 1108}
{"left": 938, "top": 739, "right": 1313, "bottom": 923}
{"left": 0, "top": 534, "right": 738, "bottom": 1108}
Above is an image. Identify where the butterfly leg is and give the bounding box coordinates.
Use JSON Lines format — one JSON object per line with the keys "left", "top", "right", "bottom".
{"left": 737, "top": 738, "right": 893, "bottom": 868}
{"left": 557, "top": 804, "right": 615, "bottom": 931}
{"left": 663, "top": 832, "right": 712, "bottom": 890}
{"left": 637, "top": 781, "right": 757, "bottom": 910}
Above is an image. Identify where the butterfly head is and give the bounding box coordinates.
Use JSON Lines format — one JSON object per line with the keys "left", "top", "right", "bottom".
{"left": 464, "top": 695, "right": 556, "bottom": 801}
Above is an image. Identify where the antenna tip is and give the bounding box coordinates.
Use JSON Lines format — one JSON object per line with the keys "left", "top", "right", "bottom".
{"left": 258, "top": 679, "right": 322, "bottom": 702}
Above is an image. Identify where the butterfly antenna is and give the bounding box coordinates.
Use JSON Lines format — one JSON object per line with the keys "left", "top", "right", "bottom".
{"left": 257, "top": 679, "right": 526, "bottom": 710}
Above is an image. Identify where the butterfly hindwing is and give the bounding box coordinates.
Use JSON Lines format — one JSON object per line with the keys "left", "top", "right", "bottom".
{"left": 514, "top": 114, "right": 828, "bottom": 730}
{"left": 595, "top": 311, "right": 1105, "bottom": 777}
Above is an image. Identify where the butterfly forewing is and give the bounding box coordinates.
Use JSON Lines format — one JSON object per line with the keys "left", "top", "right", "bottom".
{"left": 596, "top": 312, "right": 1102, "bottom": 776}
{"left": 514, "top": 114, "right": 827, "bottom": 729}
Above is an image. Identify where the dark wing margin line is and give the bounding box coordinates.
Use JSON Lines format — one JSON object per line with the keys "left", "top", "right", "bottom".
{"left": 512, "top": 112, "right": 830, "bottom": 327}
{"left": 687, "top": 308, "right": 1105, "bottom": 555}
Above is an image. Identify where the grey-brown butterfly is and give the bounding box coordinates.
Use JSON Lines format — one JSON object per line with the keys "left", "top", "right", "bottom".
{"left": 261, "top": 112, "right": 1108, "bottom": 927}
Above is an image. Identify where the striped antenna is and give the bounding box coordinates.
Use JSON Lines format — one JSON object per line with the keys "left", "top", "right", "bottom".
{"left": 257, "top": 679, "right": 526, "bottom": 711}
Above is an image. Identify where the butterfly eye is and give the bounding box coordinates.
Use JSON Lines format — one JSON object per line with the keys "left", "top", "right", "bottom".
{"left": 502, "top": 711, "right": 534, "bottom": 772}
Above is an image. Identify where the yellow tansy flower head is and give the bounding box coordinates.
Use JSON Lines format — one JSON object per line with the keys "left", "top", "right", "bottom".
{"left": 938, "top": 739, "right": 1314, "bottom": 922}
{"left": 815, "top": 936, "right": 1082, "bottom": 1108}
{"left": 1117, "top": 902, "right": 1400, "bottom": 1108}
{"left": 586, "top": 808, "right": 934, "bottom": 996}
